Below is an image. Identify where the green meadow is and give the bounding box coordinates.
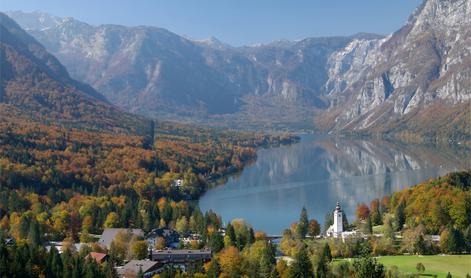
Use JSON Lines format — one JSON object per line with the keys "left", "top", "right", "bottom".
{"left": 377, "top": 255, "right": 471, "bottom": 278}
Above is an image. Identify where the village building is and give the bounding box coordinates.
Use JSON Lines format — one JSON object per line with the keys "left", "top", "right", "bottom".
{"left": 45, "top": 241, "right": 85, "bottom": 253}
{"left": 3, "top": 238, "right": 15, "bottom": 246}
{"left": 172, "top": 179, "right": 183, "bottom": 187}
{"left": 116, "top": 260, "right": 160, "bottom": 278}
{"left": 151, "top": 249, "right": 211, "bottom": 264}
{"left": 99, "top": 228, "right": 144, "bottom": 249}
{"left": 180, "top": 233, "right": 202, "bottom": 245}
{"left": 146, "top": 228, "right": 180, "bottom": 249}
{"left": 87, "top": 252, "right": 109, "bottom": 264}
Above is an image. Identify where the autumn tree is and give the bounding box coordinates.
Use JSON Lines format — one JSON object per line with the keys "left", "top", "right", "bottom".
{"left": 356, "top": 203, "right": 370, "bottom": 221}
{"left": 131, "top": 240, "right": 148, "bottom": 260}
{"left": 104, "top": 212, "right": 120, "bottom": 228}
{"left": 308, "top": 219, "right": 320, "bottom": 238}
{"left": 218, "top": 247, "right": 243, "bottom": 277}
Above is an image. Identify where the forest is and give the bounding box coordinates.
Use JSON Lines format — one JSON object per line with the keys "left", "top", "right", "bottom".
{"left": 0, "top": 118, "right": 470, "bottom": 278}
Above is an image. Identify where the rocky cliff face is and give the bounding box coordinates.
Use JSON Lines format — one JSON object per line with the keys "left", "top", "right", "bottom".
{"left": 6, "top": 11, "right": 378, "bottom": 122}
{"left": 322, "top": 0, "right": 471, "bottom": 140}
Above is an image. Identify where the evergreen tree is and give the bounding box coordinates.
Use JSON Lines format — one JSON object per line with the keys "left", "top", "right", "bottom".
{"left": 297, "top": 207, "right": 309, "bottom": 239}
{"left": 395, "top": 202, "right": 406, "bottom": 231}
{"left": 322, "top": 243, "right": 332, "bottom": 263}
{"left": 18, "top": 215, "right": 30, "bottom": 239}
{"left": 440, "top": 227, "right": 463, "bottom": 254}
{"left": 226, "top": 223, "right": 236, "bottom": 247}
{"left": 371, "top": 206, "right": 383, "bottom": 226}
{"left": 72, "top": 256, "right": 82, "bottom": 278}
{"left": 248, "top": 227, "right": 255, "bottom": 245}
{"left": 416, "top": 262, "right": 425, "bottom": 273}
{"left": 28, "top": 220, "right": 41, "bottom": 247}
{"left": 259, "top": 251, "right": 273, "bottom": 278}
{"left": 103, "top": 261, "right": 118, "bottom": 278}
{"left": 289, "top": 244, "right": 313, "bottom": 278}
{"left": 84, "top": 258, "right": 100, "bottom": 278}
{"left": 47, "top": 246, "right": 63, "bottom": 278}
{"left": 0, "top": 239, "right": 9, "bottom": 277}
{"left": 62, "top": 250, "right": 74, "bottom": 278}
{"left": 209, "top": 232, "right": 224, "bottom": 253}
{"left": 316, "top": 252, "right": 328, "bottom": 278}
{"left": 342, "top": 211, "right": 349, "bottom": 230}
{"left": 414, "top": 235, "right": 428, "bottom": 255}
{"left": 352, "top": 256, "right": 385, "bottom": 278}
{"left": 366, "top": 216, "right": 373, "bottom": 234}
{"left": 464, "top": 225, "right": 471, "bottom": 252}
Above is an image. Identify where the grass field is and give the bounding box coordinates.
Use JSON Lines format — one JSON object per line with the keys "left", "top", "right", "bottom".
{"left": 377, "top": 255, "right": 471, "bottom": 278}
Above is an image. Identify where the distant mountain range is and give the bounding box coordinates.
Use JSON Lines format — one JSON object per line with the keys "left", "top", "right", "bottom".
{"left": 3, "top": 0, "right": 471, "bottom": 140}
{"left": 0, "top": 13, "right": 151, "bottom": 136}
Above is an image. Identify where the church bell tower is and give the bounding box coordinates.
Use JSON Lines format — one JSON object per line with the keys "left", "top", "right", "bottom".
{"left": 333, "top": 202, "right": 343, "bottom": 236}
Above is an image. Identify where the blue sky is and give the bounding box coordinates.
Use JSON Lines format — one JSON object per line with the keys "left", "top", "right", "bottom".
{"left": 1, "top": 0, "right": 423, "bottom": 46}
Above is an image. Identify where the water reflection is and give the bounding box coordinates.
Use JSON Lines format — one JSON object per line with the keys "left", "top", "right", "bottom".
{"left": 199, "top": 135, "right": 471, "bottom": 234}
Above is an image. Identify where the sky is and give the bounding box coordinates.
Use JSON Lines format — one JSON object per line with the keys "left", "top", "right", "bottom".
{"left": 1, "top": 0, "right": 423, "bottom": 46}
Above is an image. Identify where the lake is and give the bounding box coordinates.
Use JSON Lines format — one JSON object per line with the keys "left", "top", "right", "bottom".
{"left": 199, "top": 135, "right": 471, "bottom": 235}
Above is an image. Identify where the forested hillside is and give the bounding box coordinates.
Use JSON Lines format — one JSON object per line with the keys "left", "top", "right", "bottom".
{"left": 0, "top": 12, "right": 151, "bottom": 136}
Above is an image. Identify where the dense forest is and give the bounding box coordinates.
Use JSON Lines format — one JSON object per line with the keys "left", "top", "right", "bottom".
{"left": 0, "top": 119, "right": 297, "bottom": 238}
{"left": 1, "top": 123, "right": 469, "bottom": 278}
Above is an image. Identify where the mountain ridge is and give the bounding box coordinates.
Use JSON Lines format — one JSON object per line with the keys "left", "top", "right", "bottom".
{"left": 0, "top": 12, "right": 152, "bottom": 136}
{"left": 5, "top": 0, "right": 471, "bottom": 140}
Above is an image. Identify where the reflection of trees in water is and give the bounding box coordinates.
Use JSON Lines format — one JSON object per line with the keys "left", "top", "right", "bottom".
{"left": 200, "top": 137, "right": 470, "bottom": 233}
{"left": 238, "top": 137, "right": 469, "bottom": 210}
{"left": 316, "top": 138, "right": 470, "bottom": 214}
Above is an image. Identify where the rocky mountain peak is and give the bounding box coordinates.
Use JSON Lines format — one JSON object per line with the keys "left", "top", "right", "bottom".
{"left": 5, "top": 2, "right": 470, "bottom": 140}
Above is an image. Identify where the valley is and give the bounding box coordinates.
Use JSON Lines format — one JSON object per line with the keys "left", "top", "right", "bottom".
{"left": 0, "top": 1, "right": 470, "bottom": 277}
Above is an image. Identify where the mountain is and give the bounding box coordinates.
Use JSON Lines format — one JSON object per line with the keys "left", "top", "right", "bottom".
{"left": 0, "top": 13, "right": 151, "bottom": 135}
{"left": 6, "top": 0, "right": 471, "bottom": 140}
{"left": 5, "top": 11, "right": 382, "bottom": 126}
{"left": 320, "top": 0, "right": 471, "bottom": 141}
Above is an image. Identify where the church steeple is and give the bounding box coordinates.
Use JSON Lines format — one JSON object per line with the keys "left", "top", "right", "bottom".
{"left": 335, "top": 201, "right": 342, "bottom": 212}
{"left": 333, "top": 201, "right": 343, "bottom": 236}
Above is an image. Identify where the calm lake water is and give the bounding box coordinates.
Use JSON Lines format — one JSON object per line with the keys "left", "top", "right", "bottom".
{"left": 199, "top": 135, "right": 471, "bottom": 235}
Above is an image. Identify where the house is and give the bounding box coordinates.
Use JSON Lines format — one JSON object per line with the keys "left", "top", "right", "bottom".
{"left": 4, "top": 238, "right": 15, "bottom": 246}
{"left": 146, "top": 228, "right": 180, "bottom": 249}
{"left": 172, "top": 179, "right": 183, "bottom": 187}
{"left": 87, "top": 252, "right": 109, "bottom": 264}
{"left": 151, "top": 249, "right": 211, "bottom": 263}
{"left": 116, "top": 260, "right": 160, "bottom": 278}
{"left": 99, "top": 228, "right": 144, "bottom": 249}
{"left": 181, "top": 233, "right": 202, "bottom": 245}
{"left": 427, "top": 235, "right": 441, "bottom": 243}
{"left": 45, "top": 241, "right": 85, "bottom": 253}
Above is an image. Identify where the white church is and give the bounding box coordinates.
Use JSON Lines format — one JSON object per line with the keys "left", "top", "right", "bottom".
{"left": 326, "top": 202, "right": 356, "bottom": 239}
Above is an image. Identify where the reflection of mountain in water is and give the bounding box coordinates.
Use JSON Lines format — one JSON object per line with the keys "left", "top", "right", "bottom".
{"left": 317, "top": 138, "right": 469, "bottom": 215}
{"left": 199, "top": 136, "right": 470, "bottom": 234}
